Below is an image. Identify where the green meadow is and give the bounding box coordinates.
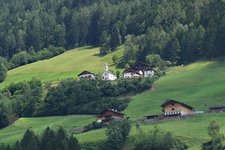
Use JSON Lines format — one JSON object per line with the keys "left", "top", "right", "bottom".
{"left": 76, "top": 113, "right": 225, "bottom": 149}
{"left": 0, "top": 115, "right": 95, "bottom": 144}
{"left": 0, "top": 46, "right": 124, "bottom": 89}
{"left": 0, "top": 46, "right": 225, "bottom": 149}
{"left": 1, "top": 113, "right": 225, "bottom": 149}
{"left": 124, "top": 58, "right": 225, "bottom": 118}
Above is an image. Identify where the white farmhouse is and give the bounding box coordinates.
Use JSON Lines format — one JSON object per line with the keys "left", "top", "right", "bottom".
{"left": 102, "top": 64, "right": 117, "bottom": 80}
{"left": 143, "top": 68, "right": 155, "bottom": 77}
{"left": 123, "top": 62, "right": 155, "bottom": 78}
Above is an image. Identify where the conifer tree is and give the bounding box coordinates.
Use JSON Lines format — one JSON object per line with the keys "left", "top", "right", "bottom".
{"left": 0, "top": 63, "right": 7, "bottom": 82}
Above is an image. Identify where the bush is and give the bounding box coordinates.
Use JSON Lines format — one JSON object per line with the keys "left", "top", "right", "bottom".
{"left": 202, "top": 121, "right": 225, "bottom": 150}
{"left": 83, "top": 121, "right": 105, "bottom": 132}
{"left": 105, "top": 120, "right": 131, "bottom": 150}
{"left": 11, "top": 51, "right": 31, "bottom": 67}
{"left": 134, "top": 126, "right": 188, "bottom": 150}
{"left": 9, "top": 46, "right": 65, "bottom": 69}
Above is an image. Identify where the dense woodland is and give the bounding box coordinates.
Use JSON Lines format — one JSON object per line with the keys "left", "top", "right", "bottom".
{"left": 0, "top": 0, "right": 225, "bottom": 67}
{"left": 0, "top": 77, "right": 153, "bottom": 129}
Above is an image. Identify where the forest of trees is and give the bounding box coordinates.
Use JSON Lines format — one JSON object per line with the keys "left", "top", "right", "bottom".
{"left": 0, "top": 0, "right": 225, "bottom": 66}
{"left": 0, "top": 77, "right": 153, "bottom": 129}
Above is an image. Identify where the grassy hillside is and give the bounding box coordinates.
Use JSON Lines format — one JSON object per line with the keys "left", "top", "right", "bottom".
{"left": 76, "top": 113, "right": 225, "bottom": 149}
{"left": 0, "top": 46, "right": 124, "bottom": 89}
{"left": 1, "top": 112, "right": 225, "bottom": 149}
{"left": 1, "top": 54, "right": 225, "bottom": 149}
{"left": 0, "top": 115, "right": 95, "bottom": 144}
{"left": 124, "top": 58, "right": 225, "bottom": 118}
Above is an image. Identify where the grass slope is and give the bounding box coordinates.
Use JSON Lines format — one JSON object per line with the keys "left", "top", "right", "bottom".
{"left": 0, "top": 115, "right": 95, "bottom": 144}
{"left": 124, "top": 58, "right": 225, "bottom": 118}
{"left": 0, "top": 46, "right": 124, "bottom": 89}
{"left": 76, "top": 113, "right": 225, "bottom": 149}
{"left": 1, "top": 53, "right": 225, "bottom": 149}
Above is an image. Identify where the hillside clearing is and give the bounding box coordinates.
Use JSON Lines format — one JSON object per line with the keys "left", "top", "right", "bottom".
{"left": 0, "top": 46, "right": 124, "bottom": 89}
{"left": 124, "top": 58, "right": 225, "bottom": 118}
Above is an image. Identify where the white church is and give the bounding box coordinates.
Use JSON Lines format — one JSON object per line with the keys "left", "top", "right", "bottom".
{"left": 102, "top": 64, "right": 117, "bottom": 81}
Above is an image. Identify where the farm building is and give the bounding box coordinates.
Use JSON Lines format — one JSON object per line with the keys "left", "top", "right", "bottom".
{"left": 161, "top": 100, "right": 194, "bottom": 116}
{"left": 78, "top": 71, "right": 97, "bottom": 79}
{"left": 97, "top": 109, "right": 124, "bottom": 123}
{"left": 102, "top": 64, "right": 117, "bottom": 80}
{"left": 123, "top": 62, "right": 155, "bottom": 78}
{"left": 209, "top": 106, "right": 225, "bottom": 113}
{"left": 123, "top": 68, "right": 143, "bottom": 78}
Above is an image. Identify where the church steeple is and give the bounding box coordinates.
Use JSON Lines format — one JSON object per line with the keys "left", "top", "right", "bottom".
{"left": 104, "top": 63, "right": 108, "bottom": 71}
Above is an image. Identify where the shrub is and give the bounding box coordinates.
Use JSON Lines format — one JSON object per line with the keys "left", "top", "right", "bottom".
{"left": 11, "top": 51, "right": 31, "bottom": 67}
{"left": 105, "top": 120, "right": 131, "bottom": 150}
{"left": 134, "top": 126, "right": 188, "bottom": 150}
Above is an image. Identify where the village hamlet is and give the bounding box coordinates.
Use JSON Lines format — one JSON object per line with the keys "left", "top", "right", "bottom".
{"left": 78, "top": 62, "right": 156, "bottom": 81}
{"left": 96, "top": 109, "right": 125, "bottom": 123}
{"left": 123, "top": 62, "right": 155, "bottom": 78}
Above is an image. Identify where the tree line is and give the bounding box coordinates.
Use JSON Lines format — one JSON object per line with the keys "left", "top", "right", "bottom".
{"left": 0, "top": 127, "right": 80, "bottom": 150}
{"left": 0, "top": 120, "right": 188, "bottom": 150}
{"left": 0, "top": 77, "right": 153, "bottom": 129}
{"left": 0, "top": 118, "right": 224, "bottom": 149}
{"left": 0, "top": 0, "right": 225, "bottom": 65}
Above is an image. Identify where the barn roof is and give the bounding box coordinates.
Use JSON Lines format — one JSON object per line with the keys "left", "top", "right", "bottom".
{"left": 78, "top": 71, "right": 96, "bottom": 76}
{"left": 161, "top": 99, "right": 194, "bottom": 110}
{"left": 99, "top": 109, "right": 124, "bottom": 115}
{"left": 123, "top": 67, "right": 142, "bottom": 74}
{"left": 126, "top": 62, "right": 155, "bottom": 72}
{"left": 134, "top": 62, "right": 153, "bottom": 70}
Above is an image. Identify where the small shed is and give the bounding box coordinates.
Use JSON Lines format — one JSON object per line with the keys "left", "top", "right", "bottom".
{"left": 209, "top": 106, "right": 225, "bottom": 113}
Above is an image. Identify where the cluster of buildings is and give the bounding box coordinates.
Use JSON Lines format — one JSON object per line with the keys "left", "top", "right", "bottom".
{"left": 97, "top": 99, "right": 225, "bottom": 123}
{"left": 97, "top": 99, "right": 195, "bottom": 123}
{"left": 77, "top": 62, "right": 155, "bottom": 80}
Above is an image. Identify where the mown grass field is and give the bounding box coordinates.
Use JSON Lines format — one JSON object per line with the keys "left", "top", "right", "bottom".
{"left": 124, "top": 58, "right": 225, "bottom": 118}
{"left": 0, "top": 115, "right": 95, "bottom": 144}
{"left": 0, "top": 46, "right": 124, "bottom": 89}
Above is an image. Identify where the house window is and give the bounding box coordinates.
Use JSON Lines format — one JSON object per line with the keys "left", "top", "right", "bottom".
{"left": 172, "top": 108, "right": 175, "bottom": 111}
{"left": 172, "top": 103, "right": 174, "bottom": 106}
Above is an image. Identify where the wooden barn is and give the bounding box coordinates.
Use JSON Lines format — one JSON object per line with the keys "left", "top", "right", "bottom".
{"left": 161, "top": 100, "right": 194, "bottom": 116}
{"left": 96, "top": 109, "right": 124, "bottom": 123}
{"left": 209, "top": 106, "right": 225, "bottom": 113}
{"left": 78, "top": 71, "right": 97, "bottom": 80}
